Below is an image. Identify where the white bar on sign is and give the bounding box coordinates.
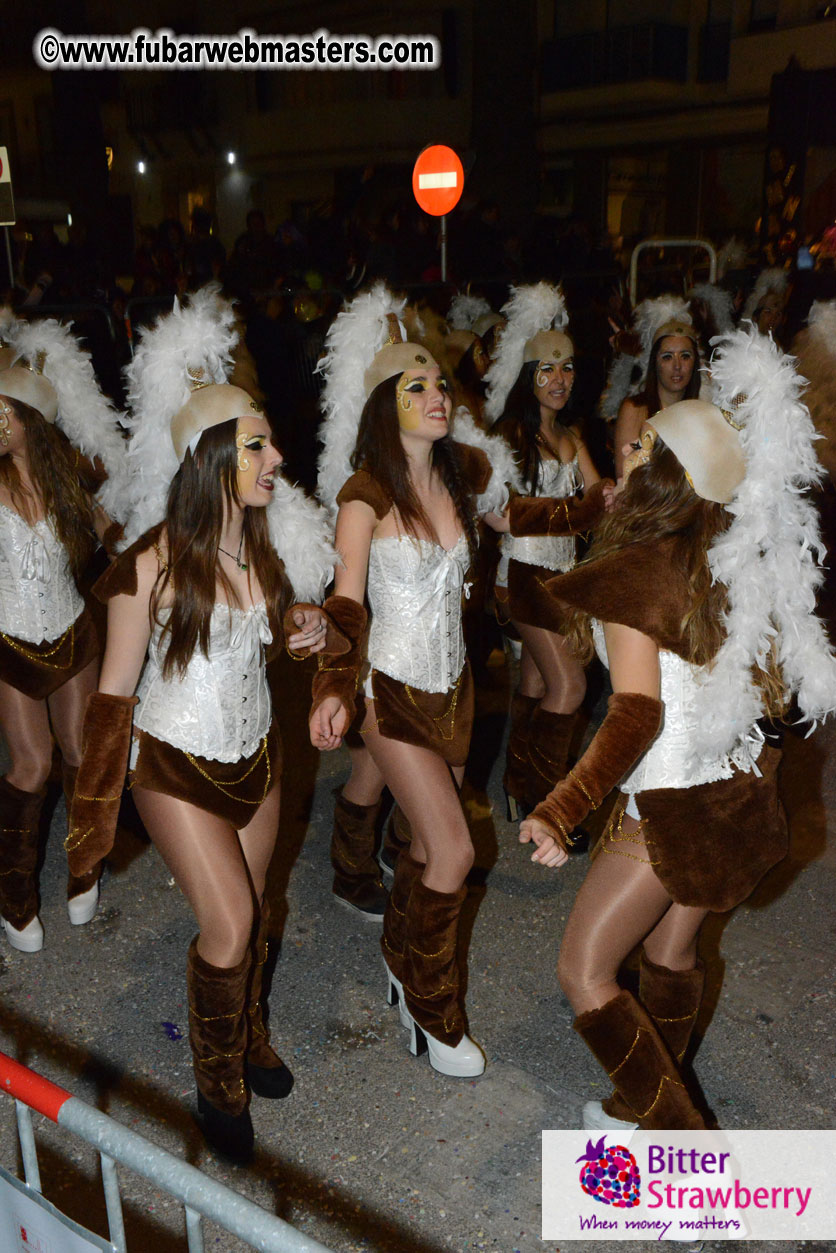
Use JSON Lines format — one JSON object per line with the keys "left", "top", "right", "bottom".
{"left": 418, "top": 172, "right": 457, "bottom": 189}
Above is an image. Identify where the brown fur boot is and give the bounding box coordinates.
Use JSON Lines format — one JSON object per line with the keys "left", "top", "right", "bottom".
{"left": 246, "top": 903, "right": 294, "bottom": 1099}
{"left": 574, "top": 989, "right": 706, "bottom": 1129}
{"left": 503, "top": 693, "right": 539, "bottom": 820}
{"left": 381, "top": 848, "right": 424, "bottom": 986}
{"left": 526, "top": 708, "right": 576, "bottom": 809}
{"left": 0, "top": 777, "right": 46, "bottom": 947}
{"left": 602, "top": 954, "right": 705, "bottom": 1124}
{"left": 187, "top": 937, "right": 253, "bottom": 1162}
{"left": 61, "top": 764, "right": 100, "bottom": 923}
{"left": 331, "top": 791, "right": 388, "bottom": 921}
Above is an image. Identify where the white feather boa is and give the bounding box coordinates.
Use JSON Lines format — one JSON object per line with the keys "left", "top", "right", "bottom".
{"left": 452, "top": 406, "right": 523, "bottom": 514}
{"left": 686, "top": 325, "right": 836, "bottom": 766}
{"left": 12, "top": 318, "right": 129, "bottom": 523}
{"left": 316, "top": 283, "right": 407, "bottom": 514}
{"left": 122, "top": 286, "right": 335, "bottom": 599}
{"left": 483, "top": 283, "right": 568, "bottom": 424}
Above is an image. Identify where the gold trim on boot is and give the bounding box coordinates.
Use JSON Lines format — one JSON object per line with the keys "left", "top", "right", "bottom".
{"left": 402, "top": 878, "right": 467, "bottom": 1048}
{"left": 526, "top": 708, "right": 576, "bottom": 809}
{"left": 61, "top": 763, "right": 100, "bottom": 909}
{"left": 574, "top": 989, "right": 706, "bottom": 1130}
{"left": 381, "top": 849, "right": 424, "bottom": 985}
{"left": 0, "top": 776, "right": 46, "bottom": 932}
{"left": 503, "top": 692, "right": 539, "bottom": 817}
{"left": 331, "top": 791, "right": 387, "bottom": 919}
{"left": 187, "top": 937, "right": 250, "bottom": 1116}
{"left": 603, "top": 954, "right": 705, "bottom": 1123}
{"left": 246, "top": 901, "right": 294, "bottom": 1098}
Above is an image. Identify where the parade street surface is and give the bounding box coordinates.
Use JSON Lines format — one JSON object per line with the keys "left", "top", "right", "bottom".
{"left": 0, "top": 654, "right": 834, "bottom": 1253}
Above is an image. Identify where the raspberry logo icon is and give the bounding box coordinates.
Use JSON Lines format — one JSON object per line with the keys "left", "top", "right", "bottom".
{"left": 577, "top": 1135, "right": 641, "bottom": 1207}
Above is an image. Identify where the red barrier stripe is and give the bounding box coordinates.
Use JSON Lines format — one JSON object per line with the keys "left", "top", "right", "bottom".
{"left": 0, "top": 1051, "right": 71, "bottom": 1122}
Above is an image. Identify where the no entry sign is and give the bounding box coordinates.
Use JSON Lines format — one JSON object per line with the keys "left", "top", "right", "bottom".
{"left": 412, "top": 145, "right": 464, "bottom": 217}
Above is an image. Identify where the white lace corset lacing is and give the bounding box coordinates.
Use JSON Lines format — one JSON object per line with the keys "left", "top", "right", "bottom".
{"left": 592, "top": 620, "right": 763, "bottom": 793}
{"left": 134, "top": 601, "right": 273, "bottom": 762}
{"left": 0, "top": 502, "right": 84, "bottom": 643}
{"left": 498, "top": 456, "right": 580, "bottom": 585}
{"left": 365, "top": 533, "right": 469, "bottom": 694}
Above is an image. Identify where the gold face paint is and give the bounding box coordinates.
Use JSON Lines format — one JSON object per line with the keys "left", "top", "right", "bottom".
{"left": 235, "top": 429, "right": 252, "bottom": 472}
{"left": 395, "top": 372, "right": 417, "bottom": 430}
{"left": 234, "top": 416, "right": 279, "bottom": 501}
{"left": 395, "top": 370, "right": 451, "bottom": 434}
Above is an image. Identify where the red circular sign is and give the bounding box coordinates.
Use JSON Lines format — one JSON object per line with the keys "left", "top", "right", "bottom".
{"left": 412, "top": 145, "right": 464, "bottom": 217}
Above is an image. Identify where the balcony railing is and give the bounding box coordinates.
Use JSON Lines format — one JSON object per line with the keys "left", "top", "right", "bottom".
{"left": 541, "top": 22, "right": 688, "bottom": 92}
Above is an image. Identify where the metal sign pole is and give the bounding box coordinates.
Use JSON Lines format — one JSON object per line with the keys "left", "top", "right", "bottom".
{"left": 4, "top": 227, "right": 13, "bottom": 290}
{"left": 440, "top": 214, "right": 447, "bottom": 282}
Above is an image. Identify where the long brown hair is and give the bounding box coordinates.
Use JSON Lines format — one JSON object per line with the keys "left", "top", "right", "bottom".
{"left": 635, "top": 335, "right": 701, "bottom": 418}
{"left": 351, "top": 374, "right": 479, "bottom": 560}
{"left": 0, "top": 399, "right": 96, "bottom": 580}
{"left": 154, "top": 419, "right": 291, "bottom": 679}
{"left": 491, "top": 360, "right": 580, "bottom": 491}
{"left": 564, "top": 439, "right": 788, "bottom": 714}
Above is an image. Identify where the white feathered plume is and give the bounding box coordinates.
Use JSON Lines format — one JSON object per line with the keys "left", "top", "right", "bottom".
{"left": 448, "top": 294, "right": 491, "bottom": 332}
{"left": 0, "top": 307, "right": 17, "bottom": 341}
{"left": 316, "top": 283, "right": 407, "bottom": 514}
{"left": 688, "top": 283, "right": 735, "bottom": 334}
{"left": 716, "top": 236, "right": 748, "bottom": 279}
{"left": 452, "top": 406, "right": 523, "bottom": 514}
{"left": 122, "top": 285, "right": 336, "bottom": 599}
{"left": 483, "top": 283, "right": 568, "bottom": 424}
{"left": 12, "top": 318, "right": 129, "bottom": 523}
{"left": 122, "top": 285, "right": 237, "bottom": 545}
{"left": 741, "top": 267, "right": 788, "bottom": 321}
{"left": 686, "top": 325, "right": 836, "bottom": 766}
{"left": 600, "top": 294, "right": 693, "bottom": 422}
{"left": 791, "top": 301, "right": 836, "bottom": 478}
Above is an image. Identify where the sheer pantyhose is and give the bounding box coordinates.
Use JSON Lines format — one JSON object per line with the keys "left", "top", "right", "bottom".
{"left": 360, "top": 704, "right": 470, "bottom": 893}
{"left": 132, "top": 781, "right": 281, "bottom": 969}
{"left": 514, "top": 622, "right": 586, "bottom": 714}
{"left": 342, "top": 741, "right": 386, "bottom": 807}
{"left": 0, "top": 658, "right": 99, "bottom": 790}
{"left": 557, "top": 808, "right": 709, "bottom": 1015}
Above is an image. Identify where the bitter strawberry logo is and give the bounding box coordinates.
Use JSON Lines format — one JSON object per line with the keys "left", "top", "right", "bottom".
{"left": 577, "top": 1135, "right": 641, "bottom": 1207}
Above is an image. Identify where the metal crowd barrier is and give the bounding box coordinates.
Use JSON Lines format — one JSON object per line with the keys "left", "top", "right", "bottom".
{"left": 0, "top": 1050, "right": 335, "bottom": 1253}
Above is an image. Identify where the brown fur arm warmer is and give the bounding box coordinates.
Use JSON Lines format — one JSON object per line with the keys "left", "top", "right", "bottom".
{"left": 531, "top": 691, "right": 663, "bottom": 848}
{"left": 309, "top": 595, "right": 368, "bottom": 720}
{"left": 65, "top": 692, "right": 138, "bottom": 876}
{"left": 282, "top": 601, "right": 357, "bottom": 659}
{"left": 509, "top": 479, "right": 612, "bottom": 537}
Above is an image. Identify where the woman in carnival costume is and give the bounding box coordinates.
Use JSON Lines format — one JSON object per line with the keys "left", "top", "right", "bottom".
{"left": 311, "top": 283, "right": 517, "bottom": 1078}
{"left": 67, "top": 287, "right": 336, "bottom": 1162}
{"left": 519, "top": 324, "right": 836, "bottom": 1130}
{"left": 605, "top": 295, "right": 703, "bottom": 480}
{"left": 0, "top": 311, "right": 128, "bottom": 950}
{"left": 484, "top": 283, "right": 608, "bottom": 822}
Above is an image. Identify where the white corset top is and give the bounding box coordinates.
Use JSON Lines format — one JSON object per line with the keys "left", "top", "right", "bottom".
{"left": 366, "top": 533, "right": 470, "bottom": 694}
{"left": 0, "top": 502, "right": 84, "bottom": 643}
{"left": 135, "top": 602, "right": 273, "bottom": 762}
{"left": 592, "top": 620, "right": 763, "bottom": 793}
{"left": 498, "top": 456, "right": 580, "bottom": 583}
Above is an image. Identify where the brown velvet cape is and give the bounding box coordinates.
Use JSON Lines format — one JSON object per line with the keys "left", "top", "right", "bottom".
{"left": 545, "top": 539, "right": 789, "bottom": 911}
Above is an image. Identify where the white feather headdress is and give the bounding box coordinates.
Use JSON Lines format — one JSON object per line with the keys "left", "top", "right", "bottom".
{"left": 448, "top": 294, "right": 492, "bottom": 332}
{"left": 451, "top": 406, "right": 523, "bottom": 513}
{"left": 688, "top": 283, "right": 735, "bottom": 334}
{"left": 600, "top": 295, "right": 693, "bottom": 421}
{"left": 122, "top": 285, "right": 335, "bottom": 601}
{"left": 11, "top": 318, "right": 129, "bottom": 523}
{"left": 316, "top": 283, "right": 407, "bottom": 514}
{"left": 483, "top": 283, "right": 568, "bottom": 424}
{"left": 716, "top": 236, "right": 748, "bottom": 279}
{"left": 741, "top": 267, "right": 788, "bottom": 321}
{"left": 686, "top": 324, "right": 836, "bottom": 766}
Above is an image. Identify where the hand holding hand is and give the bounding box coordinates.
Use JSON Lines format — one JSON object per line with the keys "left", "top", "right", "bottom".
{"left": 309, "top": 695, "right": 350, "bottom": 750}
{"left": 288, "top": 607, "right": 328, "bottom": 654}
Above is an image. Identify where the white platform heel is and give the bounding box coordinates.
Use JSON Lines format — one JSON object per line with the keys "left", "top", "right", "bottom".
{"left": 404, "top": 1009, "right": 486, "bottom": 1078}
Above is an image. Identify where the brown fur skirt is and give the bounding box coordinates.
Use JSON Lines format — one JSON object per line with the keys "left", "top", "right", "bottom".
{"left": 632, "top": 745, "right": 788, "bottom": 912}
{"left": 131, "top": 720, "right": 282, "bottom": 829}
{"left": 0, "top": 606, "right": 100, "bottom": 699}
{"left": 365, "top": 663, "right": 474, "bottom": 767}
{"left": 505, "top": 559, "right": 570, "bottom": 633}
